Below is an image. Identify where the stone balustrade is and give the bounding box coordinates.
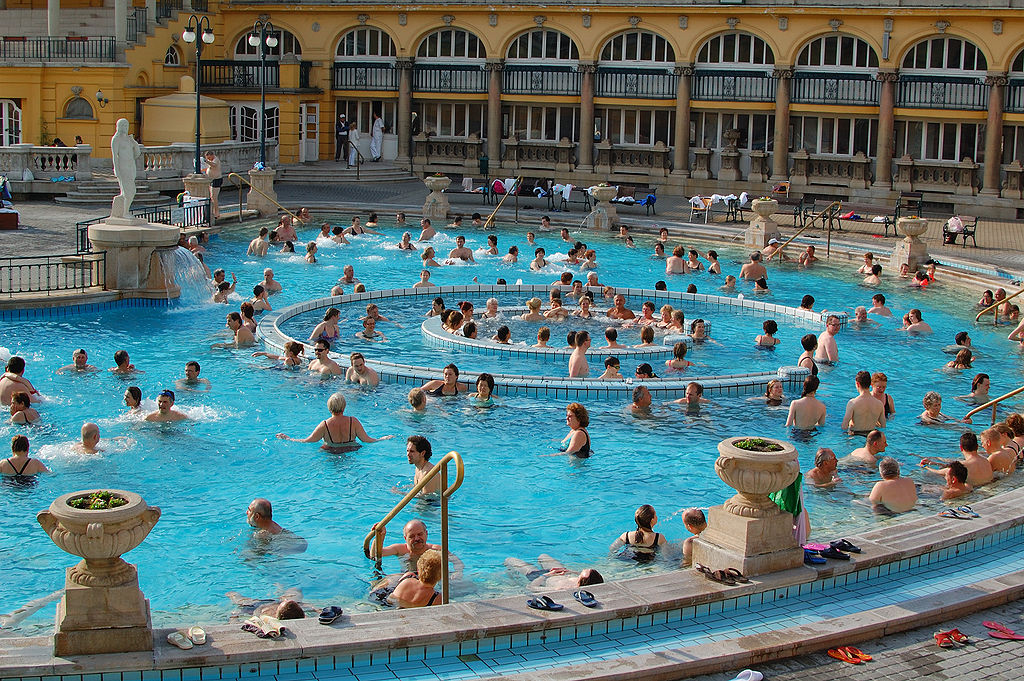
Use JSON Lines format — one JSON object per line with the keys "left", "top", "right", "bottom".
{"left": 412, "top": 134, "right": 483, "bottom": 175}
{"left": 789, "top": 150, "right": 873, "bottom": 190}
{"left": 0, "top": 144, "right": 93, "bottom": 180}
{"left": 139, "top": 140, "right": 277, "bottom": 179}
{"left": 594, "top": 142, "right": 671, "bottom": 180}
{"left": 501, "top": 137, "right": 576, "bottom": 173}
{"left": 1001, "top": 161, "right": 1024, "bottom": 200}
{"left": 894, "top": 154, "right": 979, "bottom": 196}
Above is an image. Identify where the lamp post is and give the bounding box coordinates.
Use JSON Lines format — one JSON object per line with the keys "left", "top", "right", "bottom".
{"left": 248, "top": 19, "right": 278, "bottom": 168}
{"left": 182, "top": 14, "right": 215, "bottom": 175}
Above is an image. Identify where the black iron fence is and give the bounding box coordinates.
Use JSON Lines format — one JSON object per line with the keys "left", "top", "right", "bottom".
{"left": 897, "top": 76, "right": 988, "bottom": 111}
{"left": 596, "top": 68, "right": 677, "bottom": 99}
{"left": 0, "top": 252, "right": 106, "bottom": 297}
{"left": 331, "top": 63, "right": 398, "bottom": 90}
{"left": 413, "top": 64, "right": 487, "bottom": 93}
{"left": 0, "top": 36, "right": 117, "bottom": 62}
{"left": 199, "top": 60, "right": 280, "bottom": 89}
{"left": 503, "top": 66, "right": 582, "bottom": 96}
{"left": 791, "top": 73, "right": 880, "bottom": 106}
{"left": 692, "top": 71, "right": 775, "bottom": 102}
{"left": 76, "top": 200, "right": 211, "bottom": 253}
{"left": 155, "top": 0, "right": 182, "bottom": 22}
{"left": 126, "top": 7, "right": 148, "bottom": 43}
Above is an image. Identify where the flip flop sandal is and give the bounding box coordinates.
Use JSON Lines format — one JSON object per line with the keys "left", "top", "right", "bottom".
{"left": 938, "top": 509, "right": 971, "bottom": 519}
{"left": 711, "top": 570, "right": 737, "bottom": 585}
{"left": 934, "top": 631, "right": 955, "bottom": 648}
{"left": 946, "top": 628, "right": 970, "bottom": 644}
{"left": 319, "top": 606, "right": 344, "bottom": 625}
{"left": 988, "top": 630, "right": 1024, "bottom": 640}
{"left": 527, "top": 595, "right": 564, "bottom": 611}
{"left": 187, "top": 626, "right": 206, "bottom": 645}
{"left": 956, "top": 505, "right": 981, "bottom": 518}
{"left": 827, "top": 648, "right": 862, "bottom": 664}
{"left": 802, "top": 543, "right": 829, "bottom": 551}
{"left": 694, "top": 563, "right": 715, "bottom": 578}
{"left": 167, "top": 631, "right": 194, "bottom": 650}
{"left": 830, "top": 539, "right": 862, "bottom": 553}
{"left": 983, "top": 621, "right": 1023, "bottom": 636}
{"left": 821, "top": 546, "right": 851, "bottom": 560}
{"left": 573, "top": 590, "right": 599, "bottom": 607}
{"left": 725, "top": 567, "right": 752, "bottom": 583}
{"left": 840, "top": 646, "right": 873, "bottom": 661}
{"left": 804, "top": 549, "right": 827, "bottom": 565}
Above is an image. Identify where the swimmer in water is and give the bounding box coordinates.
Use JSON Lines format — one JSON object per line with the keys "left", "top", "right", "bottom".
{"left": 214, "top": 312, "right": 256, "bottom": 348}
{"left": 534, "top": 326, "right": 551, "bottom": 348}
{"left": 2, "top": 435, "right": 49, "bottom": 476}
{"left": 719, "top": 275, "right": 736, "bottom": 292}
{"left": 530, "top": 248, "right": 548, "bottom": 271}
{"left": 568, "top": 331, "right": 591, "bottom": 378}
{"left": 346, "top": 352, "right": 380, "bottom": 387}
{"left": 919, "top": 391, "right": 958, "bottom": 424}
{"left": 56, "top": 348, "right": 99, "bottom": 373}
{"left": 503, "top": 245, "right": 519, "bottom": 263}
{"left": 253, "top": 341, "right": 306, "bottom": 369}
{"left": 277, "top": 392, "right": 392, "bottom": 451}
{"left": 309, "top": 341, "right": 344, "bottom": 377}
{"left": 868, "top": 293, "right": 892, "bottom": 317}
{"left": 417, "top": 218, "right": 436, "bottom": 241}
{"left": 74, "top": 422, "right": 104, "bottom": 453}
{"left": 8, "top": 392, "right": 40, "bottom": 424}
{"left": 665, "top": 342, "right": 694, "bottom": 371}
{"left": 469, "top": 373, "right": 495, "bottom": 406}
{"left": 407, "top": 388, "right": 427, "bottom": 412}
{"left": 665, "top": 246, "right": 689, "bottom": 274}
{"left": 1, "top": 357, "right": 40, "bottom": 406}
{"left": 145, "top": 390, "right": 188, "bottom": 422}
{"left": 123, "top": 386, "right": 143, "bottom": 411}
{"left": 109, "top": 350, "right": 138, "bottom": 375}
{"left": 599, "top": 357, "right": 624, "bottom": 380}
{"left": 755, "top": 320, "right": 781, "bottom": 347}
{"left": 176, "top": 360, "right": 212, "bottom": 391}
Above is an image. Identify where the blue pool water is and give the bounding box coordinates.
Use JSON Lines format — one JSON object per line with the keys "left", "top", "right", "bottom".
{"left": 1, "top": 214, "right": 1020, "bottom": 633}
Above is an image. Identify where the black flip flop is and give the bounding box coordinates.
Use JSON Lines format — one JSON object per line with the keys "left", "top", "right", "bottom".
{"left": 830, "top": 539, "right": 861, "bottom": 554}
{"left": 527, "top": 595, "right": 564, "bottom": 611}
{"left": 821, "top": 546, "right": 850, "bottom": 560}
{"left": 573, "top": 590, "right": 599, "bottom": 607}
{"left": 318, "top": 606, "right": 343, "bottom": 625}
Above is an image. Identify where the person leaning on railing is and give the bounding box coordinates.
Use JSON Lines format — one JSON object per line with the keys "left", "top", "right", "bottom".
{"left": 369, "top": 518, "right": 464, "bottom": 580}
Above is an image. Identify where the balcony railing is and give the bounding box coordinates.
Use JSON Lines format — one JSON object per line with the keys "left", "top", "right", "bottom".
{"left": 0, "top": 145, "right": 93, "bottom": 181}
{"left": 331, "top": 62, "right": 398, "bottom": 91}
{"left": 791, "top": 73, "right": 880, "bottom": 106}
{"left": 692, "top": 71, "right": 775, "bottom": 102}
{"left": 1006, "top": 79, "right": 1024, "bottom": 114}
{"left": 503, "top": 65, "right": 581, "bottom": 96}
{"left": 596, "top": 68, "right": 677, "bottom": 99}
{"left": 155, "top": 0, "right": 182, "bottom": 21}
{"left": 126, "top": 7, "right": 148, "bottom": 43}
{"left": 897, "top": 76, "right": 988, "bottom": 111}
{"left": 199, "top": 60, "right": 280, "bottom": 89}
{"left": 0, "top": 252, "right": 105, "bottom": 297}
{"left": 0, "top": 36, "right": 116, "bottom": 62}
{"left": 414, "top": 64, "right": 487, "bottom": 93}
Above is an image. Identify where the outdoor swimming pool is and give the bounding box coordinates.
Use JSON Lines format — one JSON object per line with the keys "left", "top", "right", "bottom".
{"left": 1, "top": 213, "right": 1020, "bottom": 634}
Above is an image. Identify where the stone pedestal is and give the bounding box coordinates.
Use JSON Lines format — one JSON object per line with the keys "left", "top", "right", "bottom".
{"left": 182, "top": 173, "right": 211, "bottom": 206}
{"left": 744, "top": 199, "right": 782, "bottom": 249}
{"left": 88, "top": 219, "right": 181, "bottom": 299}
{"left": 692, "top": 437, "right": 804, "bottom": 577}
{"left": 423, "top": 175, "right": 451, "bottom": 222}
{"left": 247, "top": 168, "right": 278, "bottom": 217}
{"left": 587, "top": 185, "right": 620, "bottom": 229}
{"left": 37, "top": 490, "right": 161, "bottom": 656}
{"left": 718, "top": 130, "right": 742, "bottom": 181}
{"left": 890, "top": 216, "right": 930, "bottom": 274}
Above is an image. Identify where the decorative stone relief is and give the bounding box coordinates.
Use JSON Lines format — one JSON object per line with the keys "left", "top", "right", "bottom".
{"left": 442, "top": 15, "right": 454, "bottom": 27}
{"left": 679, "top": 16, "right": 687, "bottom": 29}
{"left": 534, "top": 15, "right": 546, "bottom": 27}
{"left": 357, "top": 14, "right": 369, "bottom": 25}
{"left": 311, "top": 22, "right": 320, "bottom": 33}
{"left": 71, "top": 85, "right": 82, "bottom": 96}
{"left": 883, "top": 18, "right": 894, "bottom": 32}
{"left": 986, "top": 73, "right": 1009, "bottom": 87}
{"left": 398, "top": 14, "right": 407, "bottom": 26}
{"left": 628, "top": 16, "right": 641, "bottom": 28}
{"left": 935, "top": 20, "right": 950, "bottom": 33}
{"left": 489, "top": 13, "right": 497, "bottom": 27}
{"left": 778, "top": 16, "right": 788, "bottom": 31}
{"left": 726, "top": 17, "right": 739, "bottom": 29}
{"left": 993, "top": 19, "right": 1003, "bottom": 35}
{"left": 829, "top": 18, "right": 843, "bottom": 31}
{"left": 582, "top": 15, "right": 590, "bottom": 28}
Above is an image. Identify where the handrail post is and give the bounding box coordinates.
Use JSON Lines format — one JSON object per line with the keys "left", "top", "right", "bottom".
{"left": 992, "top": 404, "right": 998, "bottom": 426}
{"left": 440, "top": 457, "right": 449, "bottom": 604}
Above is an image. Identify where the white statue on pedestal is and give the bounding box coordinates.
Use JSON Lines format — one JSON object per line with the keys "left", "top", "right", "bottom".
{"left": 110, "top": 118, "right": 141, "bottom": 219}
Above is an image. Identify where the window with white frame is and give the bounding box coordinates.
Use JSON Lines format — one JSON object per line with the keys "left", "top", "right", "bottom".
{"left": 229, "top": 104, "right": 279, "bottom": 143}
{"left": 504, "top": 105, "right": 579, "bottom": 142}
{"left": 690, "top": 112, "right": 774, "bottom": 151}
{"left": 164, "top": 45, "right": 181, "bottom": 66}
{"left": 901, "top": 36, "right": 986, "bottom": 73}
{"left": 697, "top": 33, "right": 774, "bottom": 67}
{"left": 600, "top": 30, "right": 674, "bottom": 64}
{"left": 506, "top": 29, "right": 578, "bottom": 61}
{"left": 416, "top": 29, "right": 486, "bottom": 60}
{"left": 596, "top": 107, "right": 674, "bottom": 146}
{"left": 895, "top": 120, "right": 984, "bottom": 162}
{"left": 1, "top": 99, "right": 21, "bottom": 146}
{"left": 336, "top": 28, "right": 395, "bottom": 59}
{"left": 415, "top": 102, "right": 486, "bottom": 138}
{"left": 797, "top": 35, "right": 878, "bottom": 69}
{"left": 234, "top": 28, "right": 302, "bottom": 59}
{"left": 790, "top": 116, "right": 877, "bottom": 156}
{"left": 336, "top": 100, "right": 398, "bottom": 134}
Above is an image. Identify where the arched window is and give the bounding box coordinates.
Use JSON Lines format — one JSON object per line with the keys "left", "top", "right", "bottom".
{"left": 599, "top": 30, "right": 674, "bottom": 63}
{"left": 416, "top": 28, "right": 485, "bottom": 60}
{"left": 63, "top": 97, "right": 94, "bottom": 120}
{"left": 234, "top": 28, "right": 302, "bottom": 59}
{"left": 164, "top": 45, "right": 181, "bottom": 66}
{"left": 336, "top": 27, "right": 395, "bottom": 59}
{"left": 1011, "top": 49, "right": 1024, "bottom": 73}
{"left": 901, "top": 36, "right": 986, "bottom": 73}
{"left": 797, "top": 35, "right": 878, "bottom": 69}
{"left": 697, "top": 33, "right": 774, "bottom": 66}
{"left": 506, "top": 29, "right": 578, "bottom": 61}
{"left": 1, "top": 99, "right": 22, "bottom": 146}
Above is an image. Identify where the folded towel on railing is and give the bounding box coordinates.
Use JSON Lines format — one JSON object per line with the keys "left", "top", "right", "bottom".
{"left": 562, "top": 184, "right": 574, "bottom": 200}
{"left": 689, "top": 195, "right": 705, "bottom": 208}
{"left": 872, "top": 215, "right": 888, "bottom": 223}
{"left": 739, "top": 191, "right": 750, "bottom": 205}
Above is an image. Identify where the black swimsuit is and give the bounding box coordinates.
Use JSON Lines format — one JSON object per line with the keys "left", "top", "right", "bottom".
{"left": 800, "top": 356, "right": 819, "bottom": 376}
{"left": 427, "top": 384, "right": 459, "bottom": 397}
{"left": 2, "top": 457, "right": 33, "bottom": 475}
{"left": 572, "top": 430, "right": 591, "bottom": 458}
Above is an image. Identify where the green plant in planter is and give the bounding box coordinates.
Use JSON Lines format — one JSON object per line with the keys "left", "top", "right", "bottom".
{"left": 68, "top": 491, "right": 128, "bottom": 510}
{"left": 732, "top": 438, "right": 784, "bottom": 452}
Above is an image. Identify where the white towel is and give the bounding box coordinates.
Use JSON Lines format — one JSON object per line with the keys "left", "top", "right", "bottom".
{"left": 871, "top": 215, "right": 888, "bottom": 223}
{"left": 689, "top": 195, "right": 704, "bottom": 208}
{"left": 739, "top": 191, "right": 749, "bottom": 205}
{"left": 710, "top": 193, "right": 726, "bottom": 205}
{"left": 562, "top": 184, "right": 574, "bottom": 200}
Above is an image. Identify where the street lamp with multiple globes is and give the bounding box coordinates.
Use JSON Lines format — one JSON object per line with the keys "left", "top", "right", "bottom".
{"left": 248, "top": 20, "right": 278, "bottom": 168}
{"left": 182, "top": 14, "right": 215, "bottom": 175}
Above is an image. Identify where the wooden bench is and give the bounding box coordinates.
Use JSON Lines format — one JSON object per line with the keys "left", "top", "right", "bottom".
{"left": 942, "top": 215, "right": 978, "bottom": 247}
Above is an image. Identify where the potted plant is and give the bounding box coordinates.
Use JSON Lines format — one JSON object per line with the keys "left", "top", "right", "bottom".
{"left": 714, "top": 437, "right": 799, "bottom": 518}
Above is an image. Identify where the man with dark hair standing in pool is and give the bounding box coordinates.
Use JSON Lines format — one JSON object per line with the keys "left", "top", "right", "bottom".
{"left": 145, "top": 390, "right": 188, "bottom": 422}
{"left": 309, "top": 340, "right": 343, "bottom": 377}
{"left": 176, "top": 361, "right": 211, "bottom": 391}
{"left": 247, "top": 498, "right": 283, "bottom": 536}
{"left": 404, "top": 435, "right": 439, "bottom": 495}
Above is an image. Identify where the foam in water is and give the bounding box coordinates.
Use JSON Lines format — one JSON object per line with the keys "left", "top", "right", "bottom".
{"left": 167, "top": 246, "right": 215, "bottom": 305}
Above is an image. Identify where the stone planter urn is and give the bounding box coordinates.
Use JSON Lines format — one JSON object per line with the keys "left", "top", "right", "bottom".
{"left": 692, "top": 437, "right": 804, "bottom": 576}
{"left": 751, "top": 198, "right": 779, "bottom": 221}
{"left": 586, "top": 184, "right": 620, "bottom": 230}
{"left": 423, "top": 175, "right": 451, "bottom": 223}
{"left": 38, "top": 489, "right": 161, "bottom": 655}
{"left": 745, "top": 199, "right": 782, "bottom": 250}
{"left": 890, "top": 216, "right": 930, "bottom": 274}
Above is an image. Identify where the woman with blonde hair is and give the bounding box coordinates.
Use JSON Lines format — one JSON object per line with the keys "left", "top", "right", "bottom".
{"left": 390, "top": 550, "right": 443, "bottom": 607}
{"left": 521, "top": 297, "right": 545, "bottom": 322}
{"left": 276, "top": 392, "right": 393, "bottom": 452}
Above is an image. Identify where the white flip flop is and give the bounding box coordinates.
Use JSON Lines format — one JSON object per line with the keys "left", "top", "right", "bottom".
{"left": 187, "top": 626, "right": 206, "bottom": 645}
{"left": 731, "top": 671, "right": 764, "bottom": 681}
{"left": 167, "top": 631, "right": 193, "bottom": 650}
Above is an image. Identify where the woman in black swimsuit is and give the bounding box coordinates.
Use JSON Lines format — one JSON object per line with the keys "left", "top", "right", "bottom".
{"left": 420, "top": 363, "right": 467, "bottom": 397}
{"left": 871, "top": 372, "right": 896, "bottom": 418}
{"left": 389, "top": 549, "right": 443, "bottom": 608}
{"left": 609, "top": 504, "right": 668, "bottom": 556}
{"left": 2, "top": 435, "right": 49, "bottom": 477}
{"left": 559, "top": 402, "right": 592, "bottom": 458}
{"left": 798, "top": 333, "right": 819, "bottom": 377}
{"left": 276, "top": 393, "right": 394, "bottom": 452}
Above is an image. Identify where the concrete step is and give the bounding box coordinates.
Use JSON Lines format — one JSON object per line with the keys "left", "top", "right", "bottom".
{"left": 216, "top": 208, "right": 260, "bottom": 222}
{"left": 55, "top": 189, "right": 168, "bottom": 207}
{"left": 276, "top": 166, "right": 418, "bottom": 184}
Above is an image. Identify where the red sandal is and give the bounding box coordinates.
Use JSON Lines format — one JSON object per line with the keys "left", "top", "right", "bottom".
{"left": 840, "top": 646, "right": 873, "bottom": 661}
{"left": 827, "top": 648, "right": 862, "bottom": 664}
{"left": 934, "top": 631, "right": 955, "bottom": 649}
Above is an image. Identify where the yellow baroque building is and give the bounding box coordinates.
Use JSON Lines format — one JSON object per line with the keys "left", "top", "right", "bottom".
{"left": 4, "top": 1, "right": 1024, "bottom": 216}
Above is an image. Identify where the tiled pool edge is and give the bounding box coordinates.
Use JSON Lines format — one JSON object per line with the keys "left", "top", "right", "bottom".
{"left": 3, "top": 485, "right": 1023, "bottom": 680}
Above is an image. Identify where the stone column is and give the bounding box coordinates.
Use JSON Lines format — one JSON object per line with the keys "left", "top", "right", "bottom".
{"left": 47, "top": 0, "right": 60, "bottom": 36}
{"left": 485, "top": 59, "right": 503, "bottom": 172}
{"left": 247, "top": 168, "right": 278, "bottom": 217}
{"left": 114, "top": 0, "right": 127, "bottom": 44}
{"left": 145, "top": 0, "right": 156, "bottom": 31}
{"left": 771, "top": 68, "right": 793, "bottom": 181}
{"left": 873, "top": 70, "right": 898, "bottom": 190}
{"left": 982, "top": 73, "right": 1007, "bottom": 196}
{"left": 671, "top": 64, "right": 693, "bottom": 177}
{"left": 396, "top": 57, "right": 414, "bottom": 170}
{"left": 578, "top": 61, "right": 597, "bottom": 172}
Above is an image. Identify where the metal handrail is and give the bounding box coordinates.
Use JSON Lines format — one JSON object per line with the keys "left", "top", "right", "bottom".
{"left": 766, "top": 200, "right": 841, "bottom": 261}
{"left": 484, "top": 175, "right": 523, "bottom": 229}
{"left": 976, "top": 287, "right": 1024, "bottom": 323}
{"left": 964, "top": 384, "right": 1024, "bottom": 425}
{"left": 362, "top": 450, "right": 465, "bottom": 604}
{"left": 1, "top": 251, "right": 105, "bottom": 297}
{"left": 226, "top": 172, "right": 304, "bottom": 224}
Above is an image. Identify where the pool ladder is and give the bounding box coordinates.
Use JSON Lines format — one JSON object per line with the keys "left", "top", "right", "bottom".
{"left": 976, "top": 286, "right": 1024, "bottom": 324}
{"left": 226, "top": 172, "right": 307, "bottom": 225}
{"left": 964, "top": 385, "right": 1024, "bottom": 425}
{"left": 362, "top": 450, "right": 465, "bottom": 604}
